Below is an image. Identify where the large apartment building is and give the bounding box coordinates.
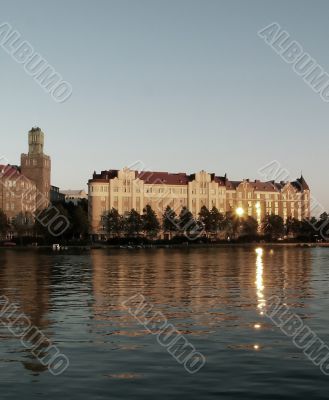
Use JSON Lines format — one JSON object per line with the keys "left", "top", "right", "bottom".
{"left": 0, "top": 127, "right": 51, "bottom": 220}
{"left": 88, "top": 167, "right": 311, "bottom": 238}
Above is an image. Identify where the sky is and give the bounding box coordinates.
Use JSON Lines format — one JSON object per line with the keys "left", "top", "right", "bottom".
{"left": 1, "top": 0, "right": 329, "bottom": 210}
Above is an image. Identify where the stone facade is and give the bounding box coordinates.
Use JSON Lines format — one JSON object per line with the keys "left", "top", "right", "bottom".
{"left": 88, "top": 167, "right": 311, "bottom": 237}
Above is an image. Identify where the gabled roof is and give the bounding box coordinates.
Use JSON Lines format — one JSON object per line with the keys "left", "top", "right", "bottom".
{"left": 213, "top": 176, "right": 227, "bottom": 186}
{"left": 294, "top": 175, "right": 309, "bottom": 191}
{"left": 88, "top": 169, "right": 310, "bottom": 193}
{"left": 0, "top": 164, "right": 21, "bottom": 179}
{"left": 226, "top": 180, "right": 241, "bottom": 190}
{"left": 251, "top": 180, "right": 279, "bottom": 192}
{"left": 89, "top": 169, "right": 119, "bottom": 183}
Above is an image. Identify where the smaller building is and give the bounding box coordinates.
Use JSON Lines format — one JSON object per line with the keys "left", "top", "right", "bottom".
{"left": 0, "top": 164, "right": 37, "bottom": 221}
{"left": 50, "top": 185, "right": 65, "bottom": 203}
{"left": 60, "top": 189, "right": 88, "bottom": 205}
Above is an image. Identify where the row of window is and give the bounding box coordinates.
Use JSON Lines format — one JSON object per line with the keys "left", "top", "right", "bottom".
{"left": 24, "top": 158, "right": 49, "bottom": 167}
{"left": 91, "top": 185, "right": 309, "bottom": 203}
{"left": 228, "top": 192, "right": 308, "bottom": 201}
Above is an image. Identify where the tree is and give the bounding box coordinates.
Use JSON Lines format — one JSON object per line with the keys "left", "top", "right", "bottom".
{"left": 198, "top": 206, "right": 211, "bottom": 235}
{"left": 124, "top": 209, "right": 142, "bottom": 237}
{"left": 223, "top": 211, "right": 240, "bottom": 239}
{"left": 142, "top": 205, "right": 160, "bottom": 239}
{"left": 319, "top": 212, "right": 329, "bottom": 223}
{"left": 105, "top": 208, "right": 123, "bottom": 238}
{"left": 0, "top": 210, "right": 9, "bottom": 239}
{"left": 178, "top": 207, "right": 194, "bottom": 233}
{"left": 12, "top": 212, "right": 34, "bottom": 242}
{"left": 35, "top": 204, "right": 70, "bottom": 242}
{"left": 262, "top": 214, "right": 284, "bottom": 240}
{"left": 241, "top": 216, "right": 258, "bottom": 237}
{"left": 162, "top": 206, "right": 178, "bottom": 237}
{"left": 299, "top": 217, "right": 318, "bottom": 241}
{"left": 178, "top": 207, "right": 203, "bottom": 238}
{"left": 285, "top": 216, "right": 302, "bottom": 238}
{"left": 209, "top": 207, "right": 224, "bottom": 236}
{"left": 72, "top": 205, "right": 89, "bottom": 239}
{"left": 54, "top": 203, "right": 70, "bottom": 240}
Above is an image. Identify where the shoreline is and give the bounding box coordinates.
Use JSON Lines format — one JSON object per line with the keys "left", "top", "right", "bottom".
{"left": 0, "top": 242, "right": 328, "bottom": 251}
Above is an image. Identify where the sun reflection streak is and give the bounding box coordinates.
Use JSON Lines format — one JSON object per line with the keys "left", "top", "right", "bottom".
{"left": 255, "top": 247, "right": 266, "bottom": 313}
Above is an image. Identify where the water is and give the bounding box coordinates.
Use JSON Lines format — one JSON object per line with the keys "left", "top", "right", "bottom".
{"left": 0, "top": 247, "right": 329, "bottom": 399}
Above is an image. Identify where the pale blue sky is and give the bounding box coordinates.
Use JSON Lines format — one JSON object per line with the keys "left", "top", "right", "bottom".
{"left": 1, "top": 0, "right": 329, "bottom": 209}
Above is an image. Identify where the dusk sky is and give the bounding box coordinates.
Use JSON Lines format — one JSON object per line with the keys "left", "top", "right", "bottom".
{"left": 1, "top": 0, "right": 329, "bottom": 210}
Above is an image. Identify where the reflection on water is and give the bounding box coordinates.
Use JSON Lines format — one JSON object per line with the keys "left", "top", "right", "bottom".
{"left": 255, "top": 247, "right": 265, "bottom": 315}
{"left": 0, "top": 247, "right": 328, "bottom": 400}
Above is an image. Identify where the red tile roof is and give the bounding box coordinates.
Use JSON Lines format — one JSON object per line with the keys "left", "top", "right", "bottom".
{"left": 138, "top": 171, "right": 189, "bottom": 185}
{"left": 88, "top": 169, "right": 310, "bottom": 192}
{"left": 0, "top": 164, "right": 21, "bottom": 179}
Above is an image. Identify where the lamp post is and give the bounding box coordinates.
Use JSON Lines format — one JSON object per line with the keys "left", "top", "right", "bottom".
{"left": 235, "top": 207, "right": 244, "bottom": 218}
{"left": 235, "top": 207, "right": 244, "bottom": 239}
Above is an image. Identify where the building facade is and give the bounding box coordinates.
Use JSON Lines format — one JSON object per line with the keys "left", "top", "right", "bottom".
{"left": 0, "top": 127, "right": 51, "bottom": 221}
{"left": 88, "top": 167, "right": 311, "bottom": 237}
{"left": 50, "top": 185, "right": 66, "bottom": 203}
{"left": 0, "top": 164, "right": 37, "bottom": 220}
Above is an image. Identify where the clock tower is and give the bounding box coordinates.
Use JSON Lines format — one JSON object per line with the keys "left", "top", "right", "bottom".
{"left": 21, "top": 127, "right": 51, "bottom": 209}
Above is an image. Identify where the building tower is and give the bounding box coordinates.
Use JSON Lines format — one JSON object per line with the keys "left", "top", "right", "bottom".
{"left": 21, "top": 127, "right": 51, "bottom": 209}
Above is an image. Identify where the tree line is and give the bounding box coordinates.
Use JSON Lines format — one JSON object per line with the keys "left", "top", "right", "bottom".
{"left": 0, "top": 199, "right": 89, "bottom": 244}
{"left": 103, "top": 205, "right": 327, "bottom": 242}
{"left": 0, "top": 202, "right": 328, "bottom": 244}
